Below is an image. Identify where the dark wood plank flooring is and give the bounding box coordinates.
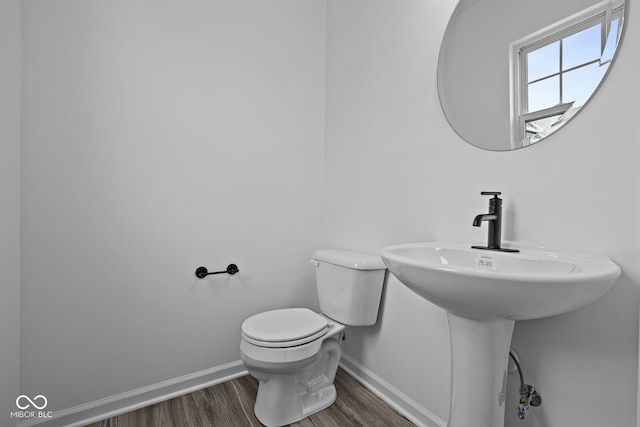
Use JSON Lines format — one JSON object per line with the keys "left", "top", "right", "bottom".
{"left": 85, "top": 368, "right": 416, "bottom": 427}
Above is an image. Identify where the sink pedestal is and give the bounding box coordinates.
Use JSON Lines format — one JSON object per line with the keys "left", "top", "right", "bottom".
{"left": 447, "top": 313, "right": 515, "bottom": 427}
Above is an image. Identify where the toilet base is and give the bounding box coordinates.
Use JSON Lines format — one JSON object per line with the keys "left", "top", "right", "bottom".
{"left": 249, "top": 337, "right": 342, "bottom": 426}
{"left": 254, "top": 378, "right": 337, "bottom": 427}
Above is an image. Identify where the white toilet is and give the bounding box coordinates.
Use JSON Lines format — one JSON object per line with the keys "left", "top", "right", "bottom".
{"left": 240, "top": 249, "right": 386, "bottom": 427}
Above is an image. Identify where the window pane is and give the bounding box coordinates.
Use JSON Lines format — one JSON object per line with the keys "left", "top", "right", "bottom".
{"left": 562, "top": 24, "right": 601, "bottom": 70}
{"left": 563, "top": 62, "right": 608, "bottom": 108}
{"left": 601, "top": 18, "right": 620, "bottom": 63}
{"left": 527, "top": 41, "right": 559, "bottom": 82}
{"left": 528, "top": 75, "right": 559, "bottom": 112}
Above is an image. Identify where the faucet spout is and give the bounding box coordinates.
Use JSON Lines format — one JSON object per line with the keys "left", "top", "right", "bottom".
{"left": 473, "top": 214, "right": 498, "bottom": 227}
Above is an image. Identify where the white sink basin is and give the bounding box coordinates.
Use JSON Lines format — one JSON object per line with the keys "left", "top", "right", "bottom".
{"left": 380, "top": 241, "right": 621, "bottom": 427}
{"left": 380, "top": 241, "right": 621, "bottom": 320}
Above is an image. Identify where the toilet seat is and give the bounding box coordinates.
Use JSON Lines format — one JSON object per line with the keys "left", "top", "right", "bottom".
{"left": 241, "top": 308, "right": 328, "bottom": 348}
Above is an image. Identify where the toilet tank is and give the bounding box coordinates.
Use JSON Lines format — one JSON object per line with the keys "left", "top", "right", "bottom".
{"left": 312, "top": 249, "right": 386, "bottom": 326}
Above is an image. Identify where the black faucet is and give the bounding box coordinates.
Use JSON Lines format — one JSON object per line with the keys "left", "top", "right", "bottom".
{"left": 471, "top": 192, "right": 519, "bottom": 252}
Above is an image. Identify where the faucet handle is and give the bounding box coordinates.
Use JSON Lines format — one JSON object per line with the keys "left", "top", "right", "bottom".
{"left": 480, "top": 191, "right": 503, "bottom": 207}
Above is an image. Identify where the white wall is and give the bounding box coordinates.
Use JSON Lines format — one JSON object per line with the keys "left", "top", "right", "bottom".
{"left": 0, "top": 0, "right": 22, "bottom": 425}
{"left": 21, "top": 0, "right": 326, "bottom": 411}
{"left": 326, "top": 1, "right": 639, "bottom": 426}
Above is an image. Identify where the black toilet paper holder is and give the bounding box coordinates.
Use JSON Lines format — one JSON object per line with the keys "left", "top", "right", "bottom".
{"left": 195, "top": 264, "right": 239, "bottom": 278}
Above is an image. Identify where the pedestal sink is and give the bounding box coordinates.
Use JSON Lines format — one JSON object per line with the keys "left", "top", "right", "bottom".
{"left": 380, "top": 241, "right": 621, "bottom": 427}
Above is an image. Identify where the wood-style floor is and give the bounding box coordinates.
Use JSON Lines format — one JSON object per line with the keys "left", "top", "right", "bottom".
{"left": 85, "top": 368, "right": 416, "bottom": 427}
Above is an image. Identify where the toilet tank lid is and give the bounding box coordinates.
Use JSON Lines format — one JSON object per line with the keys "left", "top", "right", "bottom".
{"left": 313, "top": 249, "right": 386, "bottom": 270}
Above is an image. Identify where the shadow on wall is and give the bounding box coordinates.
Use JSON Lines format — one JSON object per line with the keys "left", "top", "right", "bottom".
{"left": 292, "top": 272, "right": 321, "bottom": 312}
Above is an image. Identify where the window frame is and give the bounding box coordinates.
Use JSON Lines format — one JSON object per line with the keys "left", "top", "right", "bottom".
{"left": 509, "top": 0, "right": 624, "bottom": 146}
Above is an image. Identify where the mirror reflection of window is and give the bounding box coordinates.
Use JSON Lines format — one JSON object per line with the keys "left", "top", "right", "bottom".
{"left": 512, "top": 2, "right": 624, "bottom": 145}
{"left": 527, "top": 21, "right": 615, "bottom": 112}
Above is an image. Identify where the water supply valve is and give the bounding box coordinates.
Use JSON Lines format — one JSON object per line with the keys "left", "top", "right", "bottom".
{"left": 517, "top": 384, "right": 542, "bottom": 420}
{"left": 510, "top": 350, "right": 542, "bottom": 421}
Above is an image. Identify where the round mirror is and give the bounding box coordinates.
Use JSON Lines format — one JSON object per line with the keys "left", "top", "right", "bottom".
{"left": 438, "top": 0, "right": 626, "bottom": 150}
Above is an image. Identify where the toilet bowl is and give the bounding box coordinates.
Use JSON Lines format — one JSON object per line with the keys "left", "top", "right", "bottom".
{"left": 241, "top": 309, "right": 346, "bottom": 426}
{"left": 239, "top": 249, "right": 386, "bottom": 427}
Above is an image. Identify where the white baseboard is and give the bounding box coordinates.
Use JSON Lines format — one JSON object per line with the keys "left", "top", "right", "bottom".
{"left": 17, "top": 356, "right": 445, "bottom": 427}
{"left": 18, "top": 360, "right": 247, "bottom": 427}
{"left": 339, "top": 354, "right": 447, "bottom": 427}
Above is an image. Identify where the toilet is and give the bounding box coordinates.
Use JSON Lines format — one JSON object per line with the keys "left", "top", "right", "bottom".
{"left": 240, "top": 249, "right": 386, "bottom": 427}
